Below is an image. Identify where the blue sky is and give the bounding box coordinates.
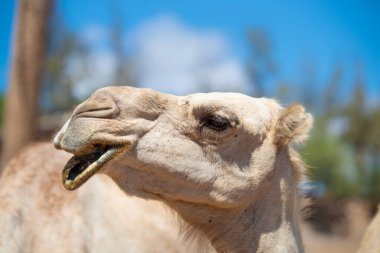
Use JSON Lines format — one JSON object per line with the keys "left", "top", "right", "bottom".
{"left": 1, "top": 0, "right": 379, "bottom": 99}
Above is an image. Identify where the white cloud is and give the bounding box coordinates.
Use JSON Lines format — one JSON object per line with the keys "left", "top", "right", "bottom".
{"left": 67, "top": 49, "right": 116, "bottom": 100}
{"left": 66, "top": 24, "right": 117, "bottom": 100}
{"left": 71, "top": 15, "right": 249, "bottom": 99}
{"left": 81, "top": 24, "right": 109, "bottom": 48}
{"left": 129, "top": 15, "right": 249, "bottom": 95}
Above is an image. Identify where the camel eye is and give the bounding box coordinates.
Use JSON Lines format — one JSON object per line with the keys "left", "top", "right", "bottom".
{"left": 202, "top": 115, "right": 230, "bottom": 132}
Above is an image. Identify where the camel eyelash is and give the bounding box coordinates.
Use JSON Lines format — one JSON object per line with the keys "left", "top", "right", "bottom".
{"left": 200, "top": 115, "right": 231, "bottom": 132}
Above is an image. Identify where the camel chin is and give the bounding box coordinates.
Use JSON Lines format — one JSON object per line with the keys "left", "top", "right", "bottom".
{"left": 62, "top": 145, "right": 129, "bottom": 190}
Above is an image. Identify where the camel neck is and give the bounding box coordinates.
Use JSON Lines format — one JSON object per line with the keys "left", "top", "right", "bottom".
{"left": 170, "top": 155, "right": 304, "bottom": 253}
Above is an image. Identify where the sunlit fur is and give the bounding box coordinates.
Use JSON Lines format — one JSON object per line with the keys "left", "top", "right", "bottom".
{"left": 0, "top": 143, "right": 199, "bottom": 253}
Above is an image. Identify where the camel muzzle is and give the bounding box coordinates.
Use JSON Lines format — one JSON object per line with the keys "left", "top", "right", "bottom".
{"left": 62, "top": 144, "right": 128, "bottom": 191}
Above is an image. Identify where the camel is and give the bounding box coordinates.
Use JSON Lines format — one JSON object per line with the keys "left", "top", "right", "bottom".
{"left": 0, "top": 143, "right": 197, "bottom": 253}
{"left": 357, "top": 206, "right": 380, "bottom": 253}
{"left": 52, "top": 86, "right": 313, "bottom": 253}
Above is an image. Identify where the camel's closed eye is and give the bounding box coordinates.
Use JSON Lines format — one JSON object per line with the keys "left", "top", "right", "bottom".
{"left": 194, "top": 106, "right": 240, "bottom": 142}
{"left": 201, "top": 115, "right": 231, "bottom": 132}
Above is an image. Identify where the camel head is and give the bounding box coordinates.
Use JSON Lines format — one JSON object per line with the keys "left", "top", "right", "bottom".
{"left": 54, "top": 86, "right": 312, "bottom": 210}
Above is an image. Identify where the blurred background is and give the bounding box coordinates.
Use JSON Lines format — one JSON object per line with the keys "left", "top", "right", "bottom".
{"left": 0, "top": 0, "right": 379, "bottom": 252}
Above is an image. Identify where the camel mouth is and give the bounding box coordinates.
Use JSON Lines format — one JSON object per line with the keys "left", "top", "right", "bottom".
{"left": 62, "top": 145, "right": 127, "bottom": 191}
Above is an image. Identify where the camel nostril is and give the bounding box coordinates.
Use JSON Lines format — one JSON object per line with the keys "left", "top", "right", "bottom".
{"left": 74, "top": 96, "right": 119, "bottom": 119}
{"left": 75, "top": 107, "right": 118, "bottom": 118}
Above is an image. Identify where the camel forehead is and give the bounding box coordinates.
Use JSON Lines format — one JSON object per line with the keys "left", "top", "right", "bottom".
{"left": 184, "top": 92, "right": 283, "bottom": 121}
{"left": 89, "top": 87, "right": 282, "bottom": 123}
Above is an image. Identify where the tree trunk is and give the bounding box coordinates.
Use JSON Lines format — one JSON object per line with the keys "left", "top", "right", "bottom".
{"left": 1, "top": 0, "right": 52, "bottom": 169}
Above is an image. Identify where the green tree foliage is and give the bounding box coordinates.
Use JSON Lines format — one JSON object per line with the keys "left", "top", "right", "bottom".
{"left": 40, "top": 2, "right": 135, "bottom": 114}
{"left": 0, "top": 94, "right": 4, "bottom": 127}
{"left": 303, "top": 66, "right": 380, "bottom": 203}
{"left": 246, "top": 28, "right": 276, "bottom": 97}
{"left": 302, "top": 124, "right": 358, "bottom": 198}
{"left": 40, "top": 11, "right": 84, "bottom": 113}
{"left": 343, "top": 74, "right": 380, "bottom": 204}
{"left": 367, "top": 108, "right": 380, "bottom": 153}
{"left": 109, "top": 3, "right": 136, "bottom": 86}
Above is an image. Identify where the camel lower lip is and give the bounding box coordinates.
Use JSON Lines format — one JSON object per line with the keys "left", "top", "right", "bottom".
{"left": 62, "top": 145, "right": 127, "bottom": 191}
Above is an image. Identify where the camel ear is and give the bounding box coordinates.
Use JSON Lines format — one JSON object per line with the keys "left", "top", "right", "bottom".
{"left": 273, "top": 104, "right": 313, "bottom": 147}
